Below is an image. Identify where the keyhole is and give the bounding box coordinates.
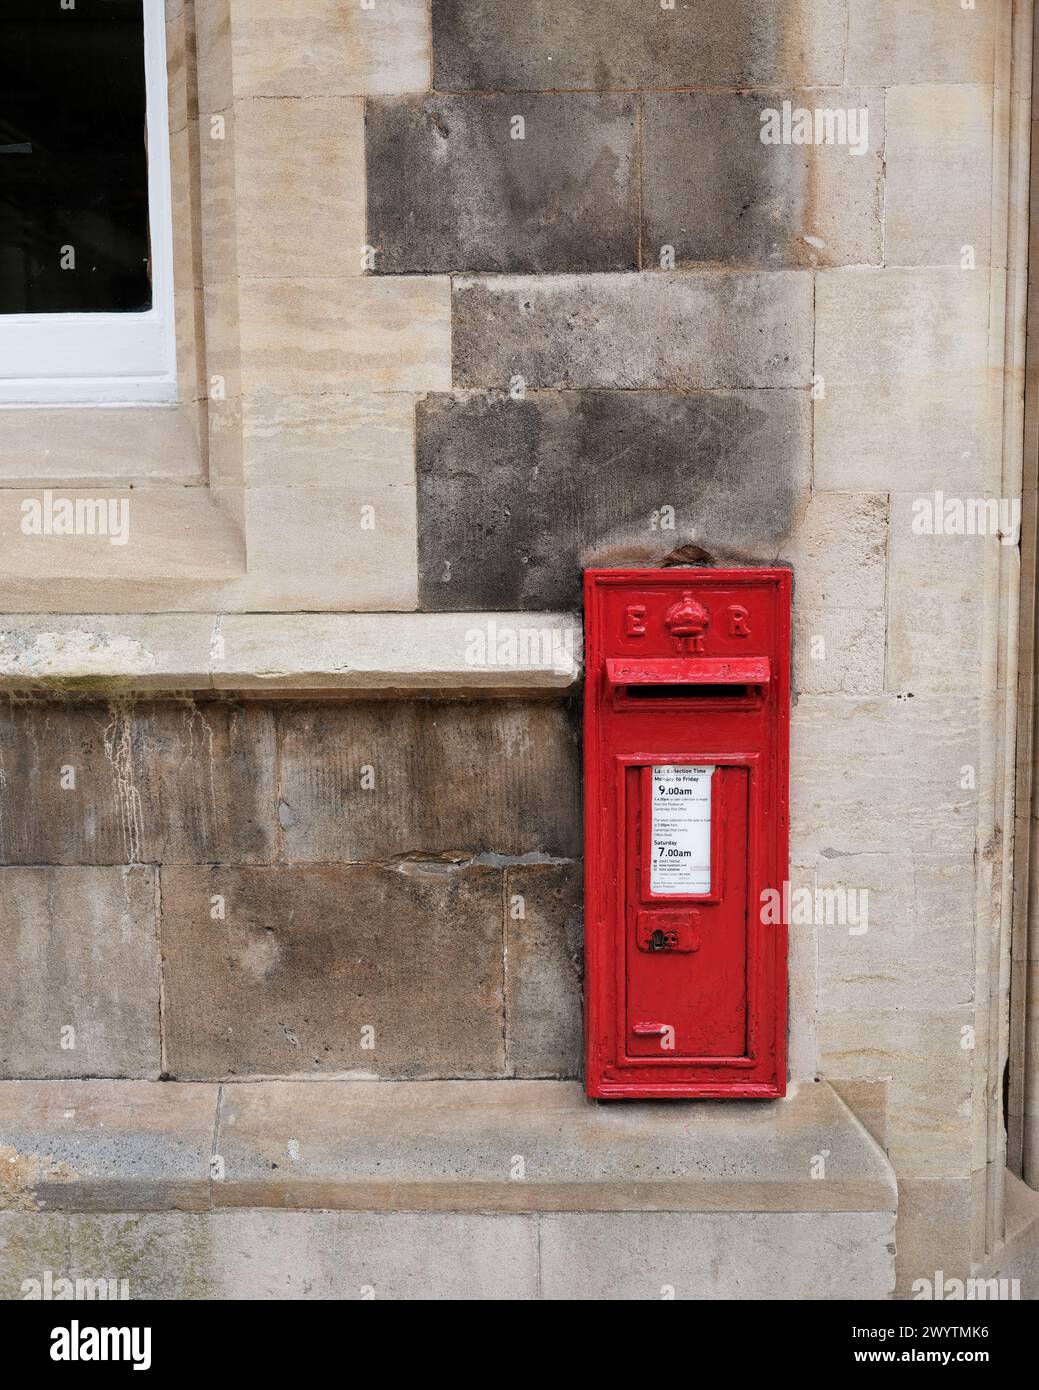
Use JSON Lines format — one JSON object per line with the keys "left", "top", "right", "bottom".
{"left": 651, "top": 929, "right": 667, "bottom": 951}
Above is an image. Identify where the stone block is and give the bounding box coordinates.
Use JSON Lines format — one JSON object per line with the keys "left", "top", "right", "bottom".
{"left": 779, "top": 491, "right": 888, "bottom": 611}
{"left": 792, "top": 607, "right": 886, "bottom": 695}
{"left": 432, "top": 0, "right": 847, "bottom": 90}
{"left": 276, "top": 700, "right": 581, "bottom": 860}
{"left": 0, "top": 1080, "right": 217, "bottom": 1211}
{"left": 791, "top": 695, "right": 980, "bottom": 860}
{"left": 894, "top": 1177, "right": 976, "bottom": 1295}
{"left": 884, "top": 85, "right": 994, "bottom": 268}
{"left": 814, "top": 850, "right": 974, "bottom": 1013}
{"left": 235, "top": 97, "right": 366, "bottom": 279}
{"left": 0, "top": 702, "right": 278, "bottom": 866}
{"left": 210, "top": 614, "right": 582, "bottom": 693}
{"left": 505, "top": 864, "right": 583, "bottom": 1078}
{"left": 212, "top": 1077, "right": 895, "bottom": 1212}
{"left": 232, "top": 484, "right": 418, "bottom": 612}
{"left": 814, "top": 269, "right": 995, "bottom": 492}
{"left": 539, "top": 1211, "right": 896, "bottom": 1299}
{"left": 416, "top": 389, "right": 811, "bottom": 609}
{"left": 886, "top": 492, "right": 991, "bottom": 694}
{"left": 61, "top": 1209, "right": 540, "bottom": 1299}
{"left": 67, "top": 1212, "right": 216, "bottom": 1299}
{"left": 818, "top": 1007, "right": 975, "bottom": 1178}
{"left": 230, "top": 0, "right": 431, "bottom": 98}
{"left": 239, "top": 277, "right": 451, "bottom": 395}
{"left": 0, "top": 1214, "right": 68, "bottom": 1299}
{"left": 643, "top": 91, "right": 883, "bottom": 269}
{"left": 0, "top": 617, "right": 213, "bottom": 692}
{"left": 243, "top": 391, "right": 415, "bottom": 489}
{"left": 847, "top": 0, "right": 996, "bottom": 85}
{"left": 160, "top": 865, "right": 506, "bottom": 1078}
{"left": 0, "top": 870, "right": 160, "bottom": 1080}
{"left": 366, "top": 94, "right": 638, "bottom": 273}
{"left": 452, "top": 273, "right": 814, "bottom": 390}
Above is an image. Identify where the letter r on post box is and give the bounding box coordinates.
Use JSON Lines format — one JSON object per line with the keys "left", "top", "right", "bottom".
{"left": 583, "top": 568, "right": 791, "bottom": 1099}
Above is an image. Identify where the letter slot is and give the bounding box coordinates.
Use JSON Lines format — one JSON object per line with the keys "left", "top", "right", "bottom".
{"left": 583, "top": 568, "right": 791, "bottom": 1099}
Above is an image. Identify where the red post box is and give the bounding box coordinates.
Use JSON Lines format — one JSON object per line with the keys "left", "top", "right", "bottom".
{"left": 583, "top": 568, "right": 791, "bottom": 1099}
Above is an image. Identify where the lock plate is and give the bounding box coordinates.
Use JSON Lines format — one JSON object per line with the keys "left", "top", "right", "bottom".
{"left": 636, "top": 909, "right": 701, "bottom": 954}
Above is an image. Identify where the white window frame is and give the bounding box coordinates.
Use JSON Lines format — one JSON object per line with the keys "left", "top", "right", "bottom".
{"left": 0, "top": 0, "right": 176, "bottom": 406}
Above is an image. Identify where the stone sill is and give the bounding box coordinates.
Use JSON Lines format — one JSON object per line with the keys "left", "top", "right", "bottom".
{"left": 0, "top": 1079, "right": 896, "bottom": 1216}
{"left": 0, "top": 612, "right": 582, "bottom": 696}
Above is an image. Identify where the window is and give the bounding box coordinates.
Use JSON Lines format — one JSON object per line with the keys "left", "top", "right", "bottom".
{"left": 0, "top": 0, "right": 175, "bottom": 403}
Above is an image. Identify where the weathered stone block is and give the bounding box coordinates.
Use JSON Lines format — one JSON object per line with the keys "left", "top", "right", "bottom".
{"left": 506, "top": 864, "right": 583, "bottom": 1079}
{"left": 0, "top": 869, "right": 160, "bottom": 1079}
{"left": 538, "top": 1211, "right": 896, "bottom": 1299}
{"left": 818, "top": 1006, "right": 975, "bottom": 1178}
{"left": 276, "top": 700, "right": 581, "bottom": 860}
{"left": 791, "top": 695, "right": 980, "bottom": 860}
{"left": 643, "top": 91, "right": 883, "bottom": 269}
{"left": 886, "top": 492, "right": 989, "bottom": 694}
{"left": 452, "top": 273, "right": 814, "bottom": 390}
{"left": 814, "top": 269, "right": 994, "bottom": 492}
{"left": 211, "top": 1077, "right": 894, "bottom": 1212}
{"left": 366, "top": 94, "right": 638, "bottom": 273}
{"left": 0, "top": 702, "right": 278, "bottom": 866}
{"left": 0, "top": 1081, "right": 217, "bottom": 1211}
{"left": 847, "top": 0, "right": 996, "bottom": 85}
{"left": 0, "top": 1214, "right": 68, "bottom": 1298}
{"left": 792, "top": 607, "right": 886, "bottom": 696}
{"left": 884, "top": 85, "right": 993, "bottom": 268}
{"left": 432, "top": 0, "right": 847, "bottom": 90}
{"left": 417, "top": 389, "right": 811, "bottom": 609}
{"left": 61, "top": 1209, "right": 541, "bottom": 1299}
{"left": 160, "top": 865, "right": 506, "bottom": 1078}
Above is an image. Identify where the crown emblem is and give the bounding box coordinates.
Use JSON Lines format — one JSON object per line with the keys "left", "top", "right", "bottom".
{"left": 663, "top": 592, "right": 709, "bottom": 654}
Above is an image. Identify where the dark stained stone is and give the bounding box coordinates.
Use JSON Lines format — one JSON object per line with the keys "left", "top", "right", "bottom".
{"left": 161, "top": 864, "right": 506, "bottom": 1079}
{"left": 506, "top": 863, "right": 583, "bottom": 1079}
{"left": 276, "top": 700, "right": 582, "bottom": 861}
{"left": 450, "top": 272, "right": 814, "bottom": 390}
{"left": 642, "top": 91, "right": 884, "bottom": 269}
{"left": 431, "top": 0, "right": 846, "bottom": 91}
{"left": 417, "top": 389, "right": 811, "bottom": 609}
{"left": 365, "top": 93, "right": 638, "bottom": 273}
{"left": 0, "top": 701, "right": 278, "bottom": 866}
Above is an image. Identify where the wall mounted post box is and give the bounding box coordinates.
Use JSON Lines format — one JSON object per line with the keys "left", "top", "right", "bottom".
{"left": 583, "top": 568, "right": 791, "bottom": 1099}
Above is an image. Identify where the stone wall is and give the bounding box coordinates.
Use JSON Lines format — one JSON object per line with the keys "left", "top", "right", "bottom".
{"left": 0, "top": 0, "right": 1031, "bottom": 1299}
{"left": 0, "top": 699, "right": 582, "bottom": 1082}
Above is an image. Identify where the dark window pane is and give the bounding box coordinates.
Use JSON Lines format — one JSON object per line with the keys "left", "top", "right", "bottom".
{"left": 0, "top": 0, "right": 151, "bottom": 314}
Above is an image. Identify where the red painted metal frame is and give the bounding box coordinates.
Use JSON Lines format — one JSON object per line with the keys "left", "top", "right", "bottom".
{"left": 583, "top": 567, "right": 791, "bottom": 1099}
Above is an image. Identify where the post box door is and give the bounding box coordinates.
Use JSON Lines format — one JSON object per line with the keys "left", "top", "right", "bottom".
{"left": 625, "top": 763, "right": 749, "bottom": 1059}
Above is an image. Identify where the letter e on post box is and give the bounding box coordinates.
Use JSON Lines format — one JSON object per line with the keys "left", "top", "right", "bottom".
{"left": 583, "top": 568, "right": 791, "bottom": 1098}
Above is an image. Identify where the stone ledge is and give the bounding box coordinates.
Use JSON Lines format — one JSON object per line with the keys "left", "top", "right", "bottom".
{"left": 0, "top": 612, "right": 582, "bottom": 695}
{"left": 0, "top": 1079, "right": 896, "bottom": 1216}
